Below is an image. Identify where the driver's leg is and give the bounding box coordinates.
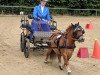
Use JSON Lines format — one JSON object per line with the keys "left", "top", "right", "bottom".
{"left": 31, "top": 20, "right": 39, "bottom": 31}
{"left": 29, "top": 20, "right": 38, "bottom": 40}
{"left": 40, "top": 20, "right": 50, "bottom": 32}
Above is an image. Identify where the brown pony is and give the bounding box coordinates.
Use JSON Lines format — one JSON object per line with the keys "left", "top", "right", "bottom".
{"left": 45, "top": 22, "right": 85, "bottom": 75}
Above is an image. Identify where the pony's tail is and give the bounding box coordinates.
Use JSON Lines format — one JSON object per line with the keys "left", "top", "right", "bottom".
{"left": 50, "top": 50, "right": 57, "bottom": 60}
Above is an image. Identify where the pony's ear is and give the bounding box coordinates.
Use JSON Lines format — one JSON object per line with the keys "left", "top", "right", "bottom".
{"left": 71, "top": 23, "right": 75, "bottom": 29}
{"left": 78, "top": 22, "right": 79, "bottom": 25}
{"left": 71, "top": 23, "right": 74, "bottom": 26}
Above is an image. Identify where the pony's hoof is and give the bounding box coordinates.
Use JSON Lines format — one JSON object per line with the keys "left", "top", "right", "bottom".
{"left": 68, "top": 72, "right": 71, "bottom": 75}
{"left": 44, "top": 60, "right": 48, "bottom": 63}
{"left": 59, "top": 66, "right": 63, "bottom": 70}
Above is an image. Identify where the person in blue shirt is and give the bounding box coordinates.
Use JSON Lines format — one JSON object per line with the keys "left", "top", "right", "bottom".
{"left": 31, "top": 0, "right": 51, "bottom": 33}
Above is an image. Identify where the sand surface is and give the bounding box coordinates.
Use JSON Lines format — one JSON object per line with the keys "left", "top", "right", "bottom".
{"left": 0, "top": 15, "right": 100, "bottom": 75}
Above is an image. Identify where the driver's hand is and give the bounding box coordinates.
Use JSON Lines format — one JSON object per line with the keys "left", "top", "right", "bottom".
{"left": 37, "top": 17, "right": 41, "bottom": 21}
{"left": 48, "top": 21, "right": 52, "bottom": 25}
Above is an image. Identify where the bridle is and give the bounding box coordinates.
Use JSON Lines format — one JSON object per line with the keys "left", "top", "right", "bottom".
{"left": 64, "top": 24, "right": 85, "bottom": 41}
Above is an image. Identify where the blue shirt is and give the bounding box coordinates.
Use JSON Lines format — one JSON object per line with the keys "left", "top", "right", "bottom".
{"left": 33, "top": 5, "right": 51, "bottom": 21}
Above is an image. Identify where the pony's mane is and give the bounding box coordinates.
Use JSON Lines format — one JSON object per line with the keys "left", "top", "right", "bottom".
{"left": 65, "top": 24, "right": 73, "bottom": 34}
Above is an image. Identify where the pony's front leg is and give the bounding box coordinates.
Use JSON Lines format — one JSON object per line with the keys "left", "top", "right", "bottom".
{"left": 62, "top": 49, "right": 72, "bottom": 75}
{"left": 64, "top": 60, "right": 72, "bottom": 75}
{"left": 66, "top": 62, "right": 72, "bottom": 75}
{"left": 66, "top": 50, "right": 74, "bottom": 75}
{"left": 58, "top": 54, "right": 63, "bottom": 70}
{"left": 44, "top": 48, "right": 52, "bottom": 63}
{"left": 52, "top": 48, "right": 63, "bottom": 70}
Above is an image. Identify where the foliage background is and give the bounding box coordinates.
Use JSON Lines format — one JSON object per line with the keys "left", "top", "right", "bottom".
{"left": 0, "top": 0, "right": 100, "bottom": 16}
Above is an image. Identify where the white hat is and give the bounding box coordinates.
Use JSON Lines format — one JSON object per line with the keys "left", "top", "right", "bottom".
{"left": 41, "top": 0, "right": 48, "bottom": 1}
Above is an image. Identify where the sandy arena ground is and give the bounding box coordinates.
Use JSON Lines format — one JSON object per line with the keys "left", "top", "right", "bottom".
{"left": 0, "top": 15, "right": 100, "bottom": 75}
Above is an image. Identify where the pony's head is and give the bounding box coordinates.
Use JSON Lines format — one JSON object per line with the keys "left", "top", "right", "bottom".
{"left": 66, "top": 22, "right": 85, "bottom": 42}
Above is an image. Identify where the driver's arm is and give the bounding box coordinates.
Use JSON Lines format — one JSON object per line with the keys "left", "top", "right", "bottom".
{"left": 33, "top": 6, "right": 38, "bottom": 19}
{"left": 46, "top": 8, "right": 51, "bottom": 21}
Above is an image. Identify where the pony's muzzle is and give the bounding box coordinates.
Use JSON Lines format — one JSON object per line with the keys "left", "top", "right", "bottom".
{"left": 78, "top": 36, "right": 85, "bottom": 42}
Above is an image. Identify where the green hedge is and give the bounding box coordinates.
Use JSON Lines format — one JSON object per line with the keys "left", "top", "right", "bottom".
{"left": 0, "top": 0, "right": 100, "bottom": 16}
{"left": 0, "top": 7, "right": 100, "bottom": 16}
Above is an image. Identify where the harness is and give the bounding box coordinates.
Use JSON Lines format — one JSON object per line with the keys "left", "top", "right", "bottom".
{"left": 54, "top": 33, "right": 76, "bottom": 49}
{"left": 51, "top": 24, "right": 84, "bottom": 50}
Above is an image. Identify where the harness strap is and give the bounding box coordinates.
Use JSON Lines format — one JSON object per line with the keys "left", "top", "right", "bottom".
{"left": 66, "top": 44, "right": 76, "bottom": 49}
{"left": 54, "top": 34, "right": 62, "bottom": 48}
{"left": 54, "top": 34, "right": 76, "bottom": 49}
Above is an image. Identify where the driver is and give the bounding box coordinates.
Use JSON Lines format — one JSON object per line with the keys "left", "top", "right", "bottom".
{"left": 31, "top": 0, "right": 51, "bottom": 32}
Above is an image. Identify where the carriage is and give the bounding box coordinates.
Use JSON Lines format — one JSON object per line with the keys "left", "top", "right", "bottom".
{"left": 20, "top": 15, "right": 59, "bottom": 58}
{"left": 20, "top": 14, "right": 85, "bottom": 75}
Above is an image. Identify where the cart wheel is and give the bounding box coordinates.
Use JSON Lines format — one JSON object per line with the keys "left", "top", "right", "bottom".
{"left": 24, "top": 38, "right": 30, "bottom": 58}
{"left": 20, "top": 32, "right": 25, "bottom": 52}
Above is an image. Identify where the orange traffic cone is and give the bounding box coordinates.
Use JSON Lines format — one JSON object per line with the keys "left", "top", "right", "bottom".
{"left": 92, "top": 40, "right": 100, "bottom": 59}
{"left": 85, "top": 21, "right": 94, "bottom": 30}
